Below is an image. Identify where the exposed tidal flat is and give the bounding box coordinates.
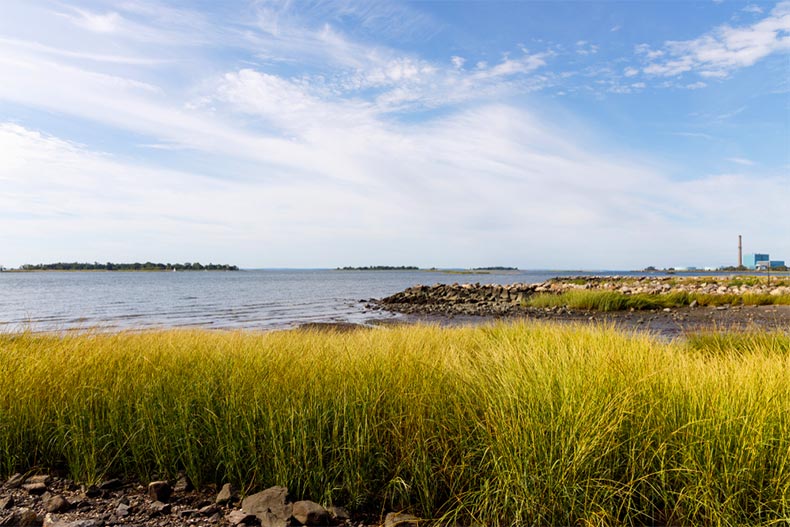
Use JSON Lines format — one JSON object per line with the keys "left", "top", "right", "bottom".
{"left": 1, "top": 322, "right": 789, "bottom": 525}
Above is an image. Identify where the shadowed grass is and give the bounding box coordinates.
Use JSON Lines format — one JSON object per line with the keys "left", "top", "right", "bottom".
{"left": 1, "top": 323, "right": 788, "bottom": 525}
{"left": 526, "top": 289, "right": 790, "bottom": 311}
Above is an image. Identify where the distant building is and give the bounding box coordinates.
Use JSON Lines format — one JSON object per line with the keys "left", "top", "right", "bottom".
{"left": 744, "top": 253, "right": 769, "bottom": 270}
{"left": 770, "top": 260, "right": 785, "bottom": 268}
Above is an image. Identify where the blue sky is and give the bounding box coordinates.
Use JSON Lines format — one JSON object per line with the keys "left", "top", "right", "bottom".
{"left": 0, "top": 0, "right": 788, "bottom": 269}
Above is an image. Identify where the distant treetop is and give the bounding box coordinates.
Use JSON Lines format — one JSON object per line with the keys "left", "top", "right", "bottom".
{"left": 14, "top": 262, "right": 239, "bottom": 271}
{"left": 336, "top": 265, "right": 419, "bottom": 271}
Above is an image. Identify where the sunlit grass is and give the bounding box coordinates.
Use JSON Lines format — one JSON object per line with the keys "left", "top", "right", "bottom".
{"left": 526, "top": 289, "right": 790, "bottom": 311}
{"left": 1, "top": 323, "right": 788, "bottom": 525}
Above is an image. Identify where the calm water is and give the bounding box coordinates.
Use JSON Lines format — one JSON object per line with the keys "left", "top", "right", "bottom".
{"left": 0, "top": 269, "right": 741, "bottom": 332}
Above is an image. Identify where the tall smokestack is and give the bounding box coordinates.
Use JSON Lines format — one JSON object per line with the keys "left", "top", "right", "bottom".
{"left": 738, "top": 234, "right": 742, "bottom": 268}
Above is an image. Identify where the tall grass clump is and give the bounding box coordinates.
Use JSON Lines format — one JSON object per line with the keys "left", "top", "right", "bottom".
{"left": 1, "top": 323, "right": 788, "bottom": 525}
{"left": 526, "top": 289, "right": 790, "bottom": 311}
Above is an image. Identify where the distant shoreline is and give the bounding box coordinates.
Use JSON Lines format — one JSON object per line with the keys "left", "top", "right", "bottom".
{"left": 0, "top": 269, "right": 239, "bottom": 273}
{"left": 3, "top": 262, "right": 239, "bottom": 272}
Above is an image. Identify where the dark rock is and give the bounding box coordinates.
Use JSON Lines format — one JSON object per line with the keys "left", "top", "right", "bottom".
{"left": 43, "top": 515, "right": 102, "bottom": 527}
{"left": 226, "top": 510, "right": 258, "bottom": 525}
{"left": 115, "top": 503, "right": 131, "bottom": 517}
{"left": 5, "top": 473, "right": 25, "bottom": 489}
{"left": 178, "top": 509, "right": 198, "bottom": 518}
{"left": 43, "top": 495, "right": 70, "bottom": 513}
{"left": 241, "top": 486, "right": 293, "bottom": 527}
{"left": 81, "top": 485, "right": 100, "bottom": 498}
{"left": 149, "top": 501, "right": 171, "bottom": 515}
{"left": 25, "top": 475, "right": 51, "bottom": 486}
{"left": 147, "top": 480, "right": 172, "bottom": 502}
{"left": 216, "top": 483, "right": 236, "bottom": 504}
{"left": 384, "top": 512, "right": 420, "bottom": 527}
{"left": 97, "top": 479, "right": 122, "bottom": 491}
{"left": 0, "top": 508, "right": 42, "bottom": 527}
{"left": 173, "top": 474, "right": 193, "bottom": 493}
{"left": 198, "top": 504, "right": 219, "bottom": 516}
{"left": 0, "top": 496, "right": 14, "bottom": 510}
{"left": 327, "top": 506, "right": 350, "bottom": 522}
{"left": 23, "top": 482, "right": 48, "bottom": 495}
{"left": 292, "top": 500, "right": 330, "bottom": 525}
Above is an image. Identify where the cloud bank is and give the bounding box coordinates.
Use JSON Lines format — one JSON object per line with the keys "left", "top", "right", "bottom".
{"left": 0, "top": 1, "right": 787, "bottom": 268}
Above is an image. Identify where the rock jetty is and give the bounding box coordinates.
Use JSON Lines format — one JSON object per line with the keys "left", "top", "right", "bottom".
{"left": 378, "top": 282, "right": 537, "bottom": 316}
{"left": 375, "top": 276, "right": 790, "bottom": 317}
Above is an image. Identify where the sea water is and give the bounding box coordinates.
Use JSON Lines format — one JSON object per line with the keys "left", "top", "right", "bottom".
{"left": 0, "top": 268, "right": 733, "bottom": 332}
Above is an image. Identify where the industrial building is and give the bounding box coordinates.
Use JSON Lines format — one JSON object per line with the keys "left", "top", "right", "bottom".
{"left": 743, "top": 253, "right": 785, "bottom": 270}
{"left": 736, "top": 236, "right": 785, "bottom": 270}
{"left": 744, "top": 253, "right": 769, "bottom": 269}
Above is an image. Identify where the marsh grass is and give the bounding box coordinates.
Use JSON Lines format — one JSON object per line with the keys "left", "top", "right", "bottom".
{"left": 526, "top": 289, "right": 790, "bottom": 311}
{"left": 1, "top": 323, "right": 788, "bottom": 525}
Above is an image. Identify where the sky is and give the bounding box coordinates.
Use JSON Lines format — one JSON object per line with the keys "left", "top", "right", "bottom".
{"left": 0, "top": 0, "right": 788, "bottom": 270}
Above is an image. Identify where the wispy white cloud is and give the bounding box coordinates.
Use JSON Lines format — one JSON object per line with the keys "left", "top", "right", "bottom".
{"left": 62, "top": 7, "right": 123, "bottom": 33}
{"left": 743, "top": 4, "right": 764, "bottom": 14}
{"left": 726, "top": 156, "right": 756, "bottom": 165}
{"left": 673, "top": 131, "right": 714, "bottom": 139}
{"left": 1, "top": 0, "right": 787, "bottom": 268}
{"left": 0, "top": 36, "right": 169, "bottom": 65}
{"left": 575, "top": 40, "right": 599, "bottom": 55}
{"left": 641, "top": 1, "right": 790, "bottom": 78}
{"left": 3, "top": 114, "right": 786, "bottom": 268}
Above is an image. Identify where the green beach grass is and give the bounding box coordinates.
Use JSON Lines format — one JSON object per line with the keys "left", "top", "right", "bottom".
{"left": 1, "top": 323, "right": 788, "bottom": 525}
{"left": 525, "top": 289, "right": 790, "bottom": 311}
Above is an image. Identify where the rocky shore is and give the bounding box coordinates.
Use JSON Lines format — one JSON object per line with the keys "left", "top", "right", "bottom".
{"left": 0, "top": 473, "right": 419, "bottom": 527}
{"left": 371, "top": 276, "right": 790, "bottom": 337}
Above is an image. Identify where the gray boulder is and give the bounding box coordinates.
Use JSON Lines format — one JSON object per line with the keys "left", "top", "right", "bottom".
{"left": 226, "top": 510, "right": 258, "bottom": 525}
{"left": 241, "top": 486, "right": 293, "bottom": 527}
{"left": 292, "top": 500, "right": 330, "bottom": 525}
{"left": 216, "top": 482, "right": 236, "bottom": 504}
{"left": 43, "top": 495, "right": 70, "bottom": 513}
{"left": 23, "top": 482, "right": 48, "bottom": 495}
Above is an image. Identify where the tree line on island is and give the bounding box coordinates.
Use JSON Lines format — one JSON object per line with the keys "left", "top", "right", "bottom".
{"left": 11, "top": 262, "right": 239, "bottom": 271}
{"left": 336, "top": 266, "right": 519, "bottom": 271}
{"left": 337, "top": 266, "right": 419, "bottom": 271}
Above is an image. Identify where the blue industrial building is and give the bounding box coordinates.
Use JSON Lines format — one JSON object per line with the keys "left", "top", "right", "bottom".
{"left": 744, "top": 253, "right": 769, "bottom": 269}
{"left": 771, "top": 260, "right": 785, "bottom": 268}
